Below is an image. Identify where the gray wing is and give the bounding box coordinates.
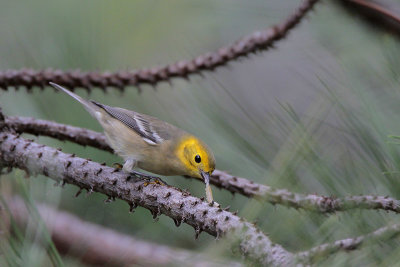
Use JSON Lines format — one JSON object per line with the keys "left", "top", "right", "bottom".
{"left": 91, "top": 101, "right": 173, "bottom": 145}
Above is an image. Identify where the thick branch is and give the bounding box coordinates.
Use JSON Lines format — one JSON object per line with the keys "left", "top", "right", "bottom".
{"left": 0, "top": 0, "right": 319, "bottom": 90}
{"left": 3, "top": 197, "right": 240, "bottom": 267}
{"left": 0, "top": 132, "right": 294, "bottom": 266}
{"left": 6, "top": 116, "right": 400, "bottom": 214}
{"left": 295, "top": 223, "right": 400, "bottom": 264}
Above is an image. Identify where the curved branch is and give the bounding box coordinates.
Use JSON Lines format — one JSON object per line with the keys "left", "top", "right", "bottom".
{"left": 0, "top": 0, "right": 319, "bottom": 90}
{"left": 295, "top": 223, "right": 400, "bottom": 264}
{"left": 339, "top": 0, "right": 400, "bottom": 35}
{"left": 3, "top": 197, "right": 241, "bottom": 267}
{"left": 0, "top": 132, "right": 294, "bottom": 266}
{"left": 211, "top": 170, "right": 400, "bottom": 213}
{"left": 4, "top": 116, "right": 112, "bottom": 152}
{"left": 349, "top": 0, "right": 400, "bottom": 24}
{"left": 6, "top": 116, "right": 400, "bottom": 214}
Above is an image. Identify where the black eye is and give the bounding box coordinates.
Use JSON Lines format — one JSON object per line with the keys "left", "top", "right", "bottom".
{"left": 195, "top": 155, "right": 201, "bottom": 163}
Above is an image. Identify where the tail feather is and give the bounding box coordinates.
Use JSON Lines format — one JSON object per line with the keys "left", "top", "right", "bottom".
{"left": 49, "top": 82, "right": 100, "bottom": 118}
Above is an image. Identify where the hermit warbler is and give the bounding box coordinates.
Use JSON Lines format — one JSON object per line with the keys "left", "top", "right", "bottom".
{"left": 50, "top": 82, "right": 216, "bottom": 203}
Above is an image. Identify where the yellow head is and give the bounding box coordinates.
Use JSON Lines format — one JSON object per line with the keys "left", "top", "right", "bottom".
{"left": 175, "top": 136, "right": 215, "bottom": 181}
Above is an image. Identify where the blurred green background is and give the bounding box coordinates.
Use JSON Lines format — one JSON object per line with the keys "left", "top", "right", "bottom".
{"left": 2, "top": 0, "right": 400, "bottom": 265}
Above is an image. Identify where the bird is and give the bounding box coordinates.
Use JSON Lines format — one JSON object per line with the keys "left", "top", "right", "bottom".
{"left": 49, "top": 82, "right": 216, "bottom": 203}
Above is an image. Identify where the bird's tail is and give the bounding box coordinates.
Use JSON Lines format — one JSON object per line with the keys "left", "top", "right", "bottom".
{"left": 49, "top": 82, "right": 101, "bottom": 119}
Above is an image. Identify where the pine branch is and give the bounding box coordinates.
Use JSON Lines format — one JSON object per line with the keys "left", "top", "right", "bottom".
{"left": 339, "top": 0, "right": 400, "bottom": 35}
{"left": 0, "top": 132, "right": 294, "bottom": 266}
{"left": 212, "top": 170, "right": 400, "bottom": 213}
{"left": 295, "top": 222, "right": 400, "bottom": 264}
{"left": 4, "top": 116, "right": 112, "bottom": 152}
{"left": 3, "top": 121, "right": 400, "bottom": 265}
{"left": 6, "top": 115, "right": 400, "bottom": 214}
{"left": 0, "top": 0, "right": 320, "bottom": 91}
{"left": 3, "top": 197, "right": 241, "bottom": 267}
{"left": 350, "top": 0, "right": 400, "bottom": 24}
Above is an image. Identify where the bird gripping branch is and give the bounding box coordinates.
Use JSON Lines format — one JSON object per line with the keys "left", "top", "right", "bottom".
{"left": 49, "top": 82, "right": 216, "bottom": 203}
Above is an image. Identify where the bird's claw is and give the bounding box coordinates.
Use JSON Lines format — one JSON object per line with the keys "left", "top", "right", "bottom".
{"left": 143, "top": 179, "right": 165, "bottom": 186}
{"left": 112, "top": 162, "right": 123, "bottom": 169}
{"left": 129, "top": 170, "right": 168, "bottom": 186}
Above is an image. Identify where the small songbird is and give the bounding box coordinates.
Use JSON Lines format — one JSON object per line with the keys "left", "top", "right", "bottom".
{"left": 50, "top": 82, "right": 216, "bottom": 203}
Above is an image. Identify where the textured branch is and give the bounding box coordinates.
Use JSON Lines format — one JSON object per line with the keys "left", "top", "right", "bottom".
{"left": 4, "top": 116, "right": 112, "bottom": 152}
{"left": 211, "top": 170, "right": 400, "bottom": 213}
{"left": 0, "top": 132, "right": 294, "bottom": 266}
{"left": 3, "top": 197, "right": 240, "bottom": 267}
{"left": 295, "top": 223, "right": 400, "bottom": 264}
{"left": 0, "top": 0, "right": 319, "bottom": 90}
{"left": 6, "top": 116, "right": 400, "bottom": 214}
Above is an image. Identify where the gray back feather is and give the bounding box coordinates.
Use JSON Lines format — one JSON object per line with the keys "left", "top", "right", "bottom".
{"left": 90, "top": 101, "right": 166, "bottom": 145}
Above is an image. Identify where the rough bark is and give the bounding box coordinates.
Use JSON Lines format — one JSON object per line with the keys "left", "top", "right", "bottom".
{"left": 295, "top": 223, "right": 400, "bottom": 264}
{"left": 0, "top": 0, "right": 320, "bottom": 91}
{"left": 4, "top": 116, "right": 112, "bottom": 152}
{"left": 6, "top": 115, "right": 400, "bottom": 214}
{"left": 0, "top": 132, "right": 294, "bottom": 266}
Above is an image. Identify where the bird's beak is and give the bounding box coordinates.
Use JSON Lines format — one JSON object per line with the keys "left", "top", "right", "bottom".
{"left": 200, "top": 170, "right": 210, "bottom": 184}
{"left": 200, "top": 170, "right": 214, "bottom": 203}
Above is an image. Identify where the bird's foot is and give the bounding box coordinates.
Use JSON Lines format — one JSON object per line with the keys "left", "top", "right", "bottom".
{"left": 112, "top": 162, "right": 123, "bottom": 169}
{"left": 129, "top": 170, "right": 168, "bottom": 186}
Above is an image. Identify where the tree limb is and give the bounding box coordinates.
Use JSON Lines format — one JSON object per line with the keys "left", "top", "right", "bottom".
{"left": 339, "top": 0, "right": 400, "bottom": 35}
{"left": 6, "top": 115, "right": 400, "bottom": 214}
{"left": 4, "top": 116, "right": 112, "bottom": 152}
{"left": 211, "top": 170, "right": 400, "bottom": 213}
{"left": 349, "top": 0, "right": 400, "bottom": 24}
{"left": 2, "top": 197, "right": 241, "bottom": 267}
{"left": 0, "top": 132, "right": 294, "bottom": 266}
{"left": 0, "top": 0, "right": 319, "bottom": 90}
{"left": 2, "top": 132, "right": 398, "bottom": 265}
{"left": 295, "top": 222, "right": 400, "bottom": 264}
